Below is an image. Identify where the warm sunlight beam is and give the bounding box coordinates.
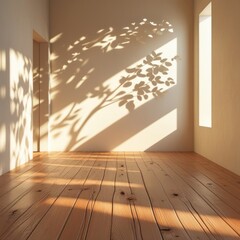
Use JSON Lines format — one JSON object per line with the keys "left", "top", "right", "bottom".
{"left": 44, "top": 196, "right": 240, "bottom": 237}
{"left": 26, "top": 177, "right": 143, "bottom": 188}
{"left": 113, "top": 109, "right": 177, "bottom": 151}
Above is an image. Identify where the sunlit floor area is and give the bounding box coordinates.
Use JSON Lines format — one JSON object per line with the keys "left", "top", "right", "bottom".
{"left": 0, "top": 152, "right": 240, "bottom": 240}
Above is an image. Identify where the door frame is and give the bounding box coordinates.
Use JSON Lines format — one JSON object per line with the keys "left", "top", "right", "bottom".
{"left": 33, "top": 30, "right": 50, "bottom": 152}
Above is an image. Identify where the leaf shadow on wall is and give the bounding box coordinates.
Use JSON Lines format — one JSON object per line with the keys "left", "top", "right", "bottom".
{"left": 50, "top": 18, "right": 179, "bottom": 151}
{"left": 9, "top": 50, "right": 32, "bottom": 169}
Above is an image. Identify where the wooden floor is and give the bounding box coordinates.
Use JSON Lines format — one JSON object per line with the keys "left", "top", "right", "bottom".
{"left": 1, "top": 152, "right": 240, "bottom": 240}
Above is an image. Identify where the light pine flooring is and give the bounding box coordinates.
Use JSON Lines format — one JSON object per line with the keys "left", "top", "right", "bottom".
{"left": 0, "top": 152, "right": 240, "bottom": 240}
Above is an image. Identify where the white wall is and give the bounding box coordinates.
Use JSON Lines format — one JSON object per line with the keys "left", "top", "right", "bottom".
{"left": 49, "top": 0, "right": 194, "bottom": 151}
{"left": 0, "top": 0, "right": 49, "bottom": 175}
{"left": 194, "top": 0, "right": 240, "bottom": 175}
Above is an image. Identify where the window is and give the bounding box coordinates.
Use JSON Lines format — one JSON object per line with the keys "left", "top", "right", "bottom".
{"left": 199, "top": 3, "right": 212, "bottom": 128}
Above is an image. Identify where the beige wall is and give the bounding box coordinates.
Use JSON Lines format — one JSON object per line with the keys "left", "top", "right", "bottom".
{"left": 0, "top": 0, "right": 49, "bottom": 175}
{"left": 194, "top": 0, "right": 240, "bottom": 175}
{"left": 50, "top": 0, "right": 194, "bottom": 151}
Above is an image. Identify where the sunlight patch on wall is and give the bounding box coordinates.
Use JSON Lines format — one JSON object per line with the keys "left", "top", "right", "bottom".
{"left": 77, "top": 38, "right": 178, "bottom": 146}
{"left": 0, "top": 86, "right": 6, "bottom": 99}
{"left": 79, "top": 19, "right": 173, "bottom": 53}
{"left": 50, "top": 19, "right": 175, "bottom": 102}
{"left": 49, "top": 103, "right": 81, "bottom": 150}
{"left": 9, "top": 49, "right": 33, "bottom": 170}
{"left": 113, "top": 109, "right": 177, "bottom": 151}
{"left": 50, "top": 33, "right": 63, "bottom": 44}
{"left": 0, "top": 125, "right": 6, "bottom": 153}
{"left": 50, "top": 38, "right": 178, "bottom": 151}
{"left": 0, "top": 50, "right": 6, "bottom": 71}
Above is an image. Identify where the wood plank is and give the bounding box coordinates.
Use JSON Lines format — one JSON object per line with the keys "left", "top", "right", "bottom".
{"left": 175, "top": 153, "right": 240, "bottom": 201}
{"left": 85, "top": 155, "right": 117, "bottom": 240}
{"left": 0, "top": 163, "right": 61, "bottom": 214}
{"left": 1, "top": 153, "right": 91, "bottom": 240}
{"left": 0, "top": 152, "right": 63, "bottom": 198}
{"left": 111, "top": 153, "right": 141, "bottom": 240}
{"left": 163, "top": 153, "right": 240, "bottom": 235}
{"left": 148, "top": 152, "right": 240, "bottom": 240}
{"left": 125, "top": 152, "right": 163, "bottom": 240}
{"left": 26, "top": 154, "right": 94, "bottom": 240}
{"left": 57, "top": 154, "right": 100, "bottom": 239}
{"left": 0, "top": 152, "right": 47, "bottom": 188}
{"left": 58, "top": 154, "right": 108, "bottom": 240}
{"left": 0, "top": 153, "right": 78, "bottom": 213}
{"left": 70, "top": 157, "right": 108, "bottom": 240}
{"left": 169, "top": 153, "right": 240, "bottom": 214}
{"left": 0, "top": 164, "right": 71, "bottom": 237}
{"left": 135, "top": 152, "right": 192, "bottom": 240}
{"left": 141, "top": 152, "right": 214, "bottom": 240}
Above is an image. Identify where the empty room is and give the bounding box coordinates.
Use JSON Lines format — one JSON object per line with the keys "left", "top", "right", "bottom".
{"left": 0, "top": 0, "right": 240, "bottom": 239}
